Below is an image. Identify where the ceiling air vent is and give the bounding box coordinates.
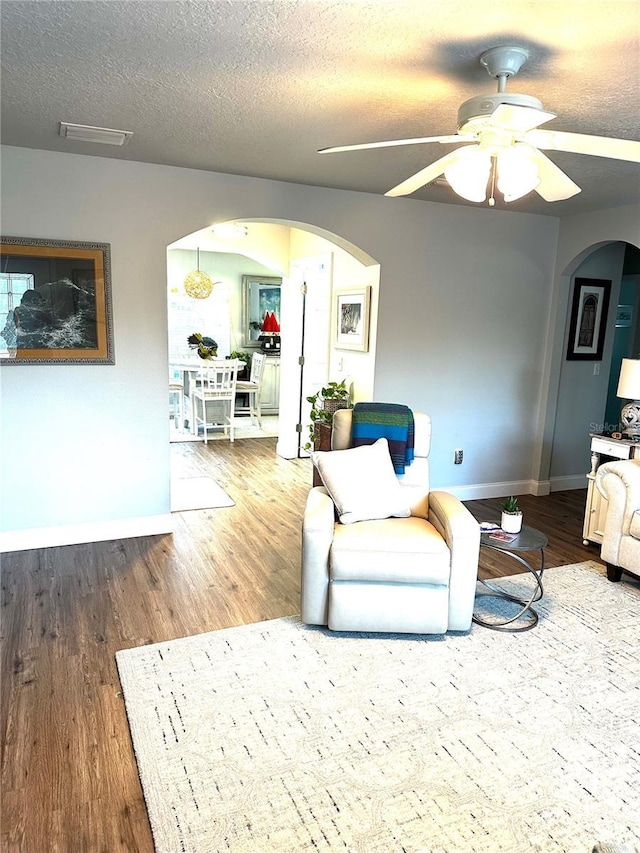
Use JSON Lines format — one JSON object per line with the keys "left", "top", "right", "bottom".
{"left": 59, "top": 122, "right": 133, "bottom": 146}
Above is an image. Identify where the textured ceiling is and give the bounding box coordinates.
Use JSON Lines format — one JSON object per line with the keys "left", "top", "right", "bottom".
{"left": 1, "top": 0, "right": 639, "bottom": 217}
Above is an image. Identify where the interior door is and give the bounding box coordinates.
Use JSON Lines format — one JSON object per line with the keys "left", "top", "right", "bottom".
{"left": 298, "top": 255, "right": 332, "bottom": 456}
{"left": 277, "top": 255, "right": 331, "bottom": 458}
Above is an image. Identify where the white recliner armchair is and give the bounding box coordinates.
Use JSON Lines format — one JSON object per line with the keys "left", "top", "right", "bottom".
{"left": 301, "top": 409, "right": 481, "bottom": 634}
{"left": 596, "top": 458, "right": 640, "bottom": 581}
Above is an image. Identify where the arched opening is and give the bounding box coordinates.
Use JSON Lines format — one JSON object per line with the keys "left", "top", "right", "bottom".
{"left": 166, "top": 219, "right": 380, "bottom": 458}
{"left": 544, "top": 240, "right": 640, "bottom": 493}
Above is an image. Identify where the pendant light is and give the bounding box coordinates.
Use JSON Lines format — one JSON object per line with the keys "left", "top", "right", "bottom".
{"left": 184, "top": 247, "right": 213, "bottom": 299}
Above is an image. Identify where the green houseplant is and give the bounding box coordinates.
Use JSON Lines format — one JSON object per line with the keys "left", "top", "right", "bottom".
{"left": 501, "top": 495, "right": 523, "bottom": 534}
{"left": 304, "top": 380, "right": 352, "bottom": 450}
{"left": 229, "top": 350, "right": 251, "bottom": 374}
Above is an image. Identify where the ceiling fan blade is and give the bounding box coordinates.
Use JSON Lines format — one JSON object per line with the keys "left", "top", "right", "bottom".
{"left": 384, "top": 150, "right": 465, "bottom": 197}
{"left": 528, "top": 148, "right": 582, "bottom": 201}
{"left": 490, "top": 103, "right": 556, "bottom": 132}
{"left": 318, "top": 135, "right": 465, "bottom": 154}
{"left": 527, "top": 129, "right": 640, "bottom": 163}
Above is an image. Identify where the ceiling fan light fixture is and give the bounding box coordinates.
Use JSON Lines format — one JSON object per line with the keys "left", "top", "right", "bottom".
{"left": 444, "top": 146, "right": 492, "bottom": 203}
{"left": 497, "top": 146, "right": 540, "bottom": 202}
{"left": 320, "top": 44, "right": 638, "bottom": 205}
{"left": 211, "top": 223, "right": 248, "bottom": 239}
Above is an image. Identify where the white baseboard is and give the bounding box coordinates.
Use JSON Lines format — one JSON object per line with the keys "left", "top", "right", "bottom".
{"left": 441, "top": 475, "right": 587, "bottom": 502}
{"left": 440, "top": 480, "right": 533, "bottom": 502}
{"left": 0, "top": 513, "right": 174, "bottom": 553}
{"left": 549, "top": 475, "right": 588, "bottom": 492}
{"left": 530, "top": 480, "right": 551, "bottom": 497}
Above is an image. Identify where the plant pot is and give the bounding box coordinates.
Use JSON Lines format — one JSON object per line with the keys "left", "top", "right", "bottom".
{"left": 501, "top": 510, "right": 523, "bottom": 534}
{"left": 323, "top": 399, "right": 349, "bottom": 416}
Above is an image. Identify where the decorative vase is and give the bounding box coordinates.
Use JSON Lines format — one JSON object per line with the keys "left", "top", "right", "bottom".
{"left": 501, "top": 510, "right": 523, "bottom": 534}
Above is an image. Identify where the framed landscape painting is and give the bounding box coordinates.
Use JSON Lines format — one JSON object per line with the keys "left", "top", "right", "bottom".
{"left": 335, "top": 286, "right": 371, "bottom": 352}
{"left": 0, "top": 235, "right": 114, "bottom": 364}
{"left": 242, "top": 274, "right": 282, "bottom": 345}
{"left": 566, "top": 277, "right": 611, "bottom": 361}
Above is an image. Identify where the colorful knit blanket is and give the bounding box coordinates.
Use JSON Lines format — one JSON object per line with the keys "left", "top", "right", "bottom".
{"left": 351, "top": 402, "right": 415, "bottom": 474}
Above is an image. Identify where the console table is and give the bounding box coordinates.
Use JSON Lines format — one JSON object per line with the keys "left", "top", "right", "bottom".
{"left": 582, "top": 433, "right": 639, "bottom": 545}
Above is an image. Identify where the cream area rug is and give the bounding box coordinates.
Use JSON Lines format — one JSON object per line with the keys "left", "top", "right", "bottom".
{"left": 170, "top": 477, "right": 234, "bottom": 512}
{"left": 115, "top": 562, "right": 640, "bottom": 853}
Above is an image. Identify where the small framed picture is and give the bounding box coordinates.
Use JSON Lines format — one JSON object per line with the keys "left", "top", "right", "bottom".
{"left": 566, "top": 277, "right": 611, "bottom": 361}
{"left": 335, "top": 286, "right": 371, "bottom": 352}
{"left": 615, "top": 305, "right": 634, "bottom": 328}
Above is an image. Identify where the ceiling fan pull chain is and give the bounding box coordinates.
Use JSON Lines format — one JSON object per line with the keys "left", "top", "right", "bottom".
{"left": 489, "top": 156, "right": 497, "bottom": 207}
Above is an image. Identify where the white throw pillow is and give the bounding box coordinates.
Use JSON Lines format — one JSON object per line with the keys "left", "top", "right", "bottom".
{"left": 312, "top": 438, "right": 411, "bottom": 524}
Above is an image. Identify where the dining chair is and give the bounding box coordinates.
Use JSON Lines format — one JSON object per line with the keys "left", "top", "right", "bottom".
{"left": 236, "top": 352, "right": 266, "bottom": 427}
{"left": 168, "top": 365, "right": 187, "bottom": 431}
{"left": 191, "top": 359, "right": 240, "bottom": 443}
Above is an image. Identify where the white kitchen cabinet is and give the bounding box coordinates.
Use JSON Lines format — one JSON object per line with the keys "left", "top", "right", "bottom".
{"left": 260, "top": 357, "right": 280, "bottom": 414}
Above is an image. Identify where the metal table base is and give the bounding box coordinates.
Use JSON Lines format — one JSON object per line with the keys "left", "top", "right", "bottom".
{"left": 473, "top": 526, "right": 547, "bottom": 632}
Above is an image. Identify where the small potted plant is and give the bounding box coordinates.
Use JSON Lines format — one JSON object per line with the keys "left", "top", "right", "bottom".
{"left": 501, "top": 495, "right": 523, "bottom": 534}
{"left": 304, "top": 380, "right": 352, "bottom": 451}
{"left": 228, "top": 349, "right": 251, "bottom": 377}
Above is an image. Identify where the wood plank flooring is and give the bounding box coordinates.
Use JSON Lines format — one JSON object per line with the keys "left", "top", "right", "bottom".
{"left": 1, "top": 438, "right": 603, "bottom": 852}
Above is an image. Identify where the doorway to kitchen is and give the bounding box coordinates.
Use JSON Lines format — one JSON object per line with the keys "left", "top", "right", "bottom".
{"left": 165, "top": 220, "right": 380, "bottom": 456}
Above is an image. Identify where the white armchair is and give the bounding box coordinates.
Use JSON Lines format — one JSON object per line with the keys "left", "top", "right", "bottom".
{"left": 596, "top": 458, "right": 640, "bottom": 581}
{"left": 301, "top": 409, "right": 481, "bottom": 634}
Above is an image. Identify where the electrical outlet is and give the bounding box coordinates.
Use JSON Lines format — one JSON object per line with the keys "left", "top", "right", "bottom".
{"left": 454, "top": 448, "right": 463, "bottom": 465}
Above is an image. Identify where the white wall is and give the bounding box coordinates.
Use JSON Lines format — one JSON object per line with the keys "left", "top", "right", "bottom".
{"left": 5, "top": 143, "right": 628, "bottom": 550}
{"left": 372, "top": 201, "right": 560, "bottom": 493}
{"left": 289, "top": 228, "right": 379, "bottom": 402}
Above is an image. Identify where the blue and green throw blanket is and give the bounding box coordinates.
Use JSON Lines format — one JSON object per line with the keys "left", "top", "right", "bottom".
{"left": 352, "top": 402, "right": 415, "bottom": 474}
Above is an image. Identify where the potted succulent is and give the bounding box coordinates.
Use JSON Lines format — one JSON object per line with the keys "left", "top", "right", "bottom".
{"left": 304, "top": 379, "right": 352, "bottom": 451}
{"left": 501, "top": 495, "right": 523, "bottom": 534}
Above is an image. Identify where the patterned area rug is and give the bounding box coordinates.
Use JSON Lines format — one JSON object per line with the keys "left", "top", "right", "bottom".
{"left": 170, "top": 477, "right": 234, "bottom": 512}
{"left": 116, "top": 561, "right": 640, "bottom": 853}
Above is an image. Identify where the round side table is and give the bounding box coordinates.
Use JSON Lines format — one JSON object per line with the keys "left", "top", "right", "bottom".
{"left": 473, "top": 525, "right": 548, "bottom": 632}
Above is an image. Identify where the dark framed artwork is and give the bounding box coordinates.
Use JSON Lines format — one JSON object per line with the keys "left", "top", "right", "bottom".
{"left": 566, "top": 277, "right": 611, "bottom": 361}
{"left": 0, "top": 235, "right": 114, "bottom": 364}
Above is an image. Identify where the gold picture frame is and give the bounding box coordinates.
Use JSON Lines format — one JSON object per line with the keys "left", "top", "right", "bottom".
{"left": 0, "top": 235, "right": 114, "bottom": 364}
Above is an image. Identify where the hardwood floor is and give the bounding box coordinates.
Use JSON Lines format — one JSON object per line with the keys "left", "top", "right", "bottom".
{"left": 1, "top": 438, "right": 603, "bottom": 852}
{"left": 464, "top": 489, "right": 600, "bottom": 577}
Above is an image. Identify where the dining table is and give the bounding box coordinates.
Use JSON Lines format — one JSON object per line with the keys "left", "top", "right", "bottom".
{"left": 170, "top": 359, "right": 248, "bottom": 435}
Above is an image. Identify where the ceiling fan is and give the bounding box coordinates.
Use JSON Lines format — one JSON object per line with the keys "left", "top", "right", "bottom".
{"left": 319, "top": 46, "right": 640, "bottom": 206}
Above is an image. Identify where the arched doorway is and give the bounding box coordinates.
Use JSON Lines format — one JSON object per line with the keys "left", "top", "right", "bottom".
{"left": 544, "top": 240, "right": 640, "bottom": 493}
{"left": 166, "top": 219, "right": 380, "bottom": 457}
